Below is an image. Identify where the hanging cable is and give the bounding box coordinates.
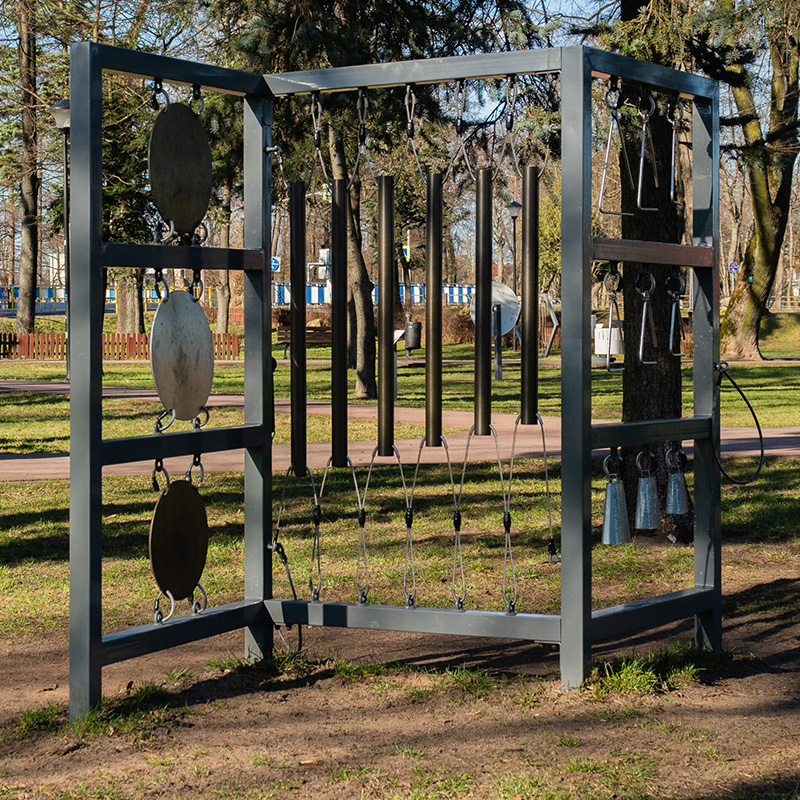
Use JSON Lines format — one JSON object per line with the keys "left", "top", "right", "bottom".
{"left": 444, "top": 81, "right": 475, "bottom": 185}
{"left": 598, "top": 79, "right": 635, "bottom": 216}
{"left": 493, "top": 76, "right": 523, "bottom": 180}
{"left": 306, "top": 92, "right": 331, "bottom": 190}
{"left": 348, "top": 89, "right": 379, "bottom": 190}
{"left": 713, "top": 362, "right": 765, "bottom": 485}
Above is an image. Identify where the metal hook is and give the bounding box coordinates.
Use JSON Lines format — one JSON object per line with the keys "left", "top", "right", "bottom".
{"left": 636, "top": 92, "right": 659, "bottom": 212}
{"left": 667, "top": 274, "right": 685, "bottom": 357}
{"left": 635, "top": 270, "right": 657, "bottom": 364}
{"left": 603, "top": 264, "right": 624, "bottom": 373}
{"left": 185, "top": 454, "right": 205, "bottom": 486}
{"left": 598, "top": 81, "right": 635, "bottom": 216}
{"left": 190, "top": 84, "right": 204, "bottom": 115}
{"left": 151, "top": 459, "right": 171, "bottom": 492}
{"left": 150, "top": 78, "right": 170, "bottom": 111}
{"left": 669, "top": 99, "right": 684, "bottom": 204}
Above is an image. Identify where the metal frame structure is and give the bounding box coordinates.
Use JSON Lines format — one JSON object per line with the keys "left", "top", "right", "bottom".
{"left": 69, "top": 42, "right": 719, "bottom": 717}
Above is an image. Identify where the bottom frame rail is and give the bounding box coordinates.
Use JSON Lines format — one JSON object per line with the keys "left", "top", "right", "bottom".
{"left": 102, "top": 599, "right": 266, "bottom": 666}
{"left": 591, "top": 586, "right": 718, "bottom": 643}
{"left": 265, "top": 598, "right": 562, "bottom": 643}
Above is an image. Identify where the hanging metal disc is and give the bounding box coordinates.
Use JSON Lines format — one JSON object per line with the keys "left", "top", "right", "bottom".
{"left": 148, "top": 103, "right": 213, "bottom": 237}
{"left": 149, "top": 479, "right": 209, "bottom": 602}
{"left": 150, "top": 290, "right": 214, "bottom": 420}
{"left": 469, "top": 281, "right": 521, "bottom": 336}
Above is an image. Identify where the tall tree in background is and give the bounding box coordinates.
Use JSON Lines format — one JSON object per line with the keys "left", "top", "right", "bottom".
{"left": 15, "top": 0, "right": 37, "bottom": 336}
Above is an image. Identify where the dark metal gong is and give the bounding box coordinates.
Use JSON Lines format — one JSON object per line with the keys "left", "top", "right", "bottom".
{"left": 148, "top": 103, "right": 213, "bottom": 237}
{"left": 149, "top": 479, "right": 209, "bottom": 602}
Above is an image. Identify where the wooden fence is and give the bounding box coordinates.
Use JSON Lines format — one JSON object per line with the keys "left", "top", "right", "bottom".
{"left": 0, "top": 332, "right": 241, "bottom": 361}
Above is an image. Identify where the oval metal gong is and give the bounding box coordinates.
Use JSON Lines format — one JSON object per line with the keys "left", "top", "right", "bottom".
{"left": 469, "top": 281, "right": 521, "bottom": 336}
{"left": 148, "top": 103, "right": 213, "bottom": 237}
{"left": 149, "top": 479, "right": 209, "bottom": 602}
{"left": 150, "top": 289, "right": 214, "bottom": 420}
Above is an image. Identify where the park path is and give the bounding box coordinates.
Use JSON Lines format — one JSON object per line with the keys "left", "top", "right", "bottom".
{"left": 0, "top": 379, "right": 797, "bottom": 482}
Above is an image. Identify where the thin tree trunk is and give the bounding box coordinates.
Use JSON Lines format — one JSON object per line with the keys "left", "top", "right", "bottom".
{"left": 116, "top": 270, "right": 145, "bottom": 334}
{"left": 216, "top": 181, "right": 233, "bottom": 334}
{"left": 16, "top": 0, "right": 37, "bottom": 337}
{"left": 329, "top": 127, "right": 376, "bottom": 398}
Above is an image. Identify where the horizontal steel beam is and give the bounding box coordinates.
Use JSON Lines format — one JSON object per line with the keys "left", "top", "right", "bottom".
{"left": 591, "top": 587, "right": 717, "bottom": 642}
{"left": 592, "top": 238, "right": 714, "bottom": 269}
{"left": 102, "top": 600, "right": 266, "bottom": 666}
{"left": 592, "top": 416, "right": 713, "bottom": 450}
{"left": 587, "top": 48, "right": 717, "bottom": 99}
{"left": 264, "top": 599, "right": 562, "bottom": 643}
{"left": 102, "top": 243, "right": 265, "bottom": 272}
{"left": 78, "top": 41, "right": 270, "bottom": 97}
{"left": 265, "top": 48, "right": 562, "bottom": 96}
{"left": 101, "top": 425, "right": 264, "bottom": 466}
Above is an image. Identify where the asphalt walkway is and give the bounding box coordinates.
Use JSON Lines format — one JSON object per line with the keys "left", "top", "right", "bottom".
{"left": 0, "top": 379, "right": 797, "bottom": 482}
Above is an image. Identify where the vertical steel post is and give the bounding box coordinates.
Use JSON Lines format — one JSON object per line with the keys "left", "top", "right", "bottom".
{"left": 558, "top": 47, "right": 594, "bottom": 689}
{"left": 331, "top": 178, "right": 348, "bottom": 466}
{"left": 691, "top": 92, "right": 722, "bottom": 651}
{"left": 69, "top": 41, "right": 104, "bottom": 719}
{"left": 474, "top": 168, "right": 492, "bottom": 435}
{"left": 426, "top": 172, "right": 443, "bottom": 446}
{"left": 521, "top": 164, "right": 539, "bottom": 424}
{"left": 378, "top": 175, "right": 395, "bottom": 456}
{"left": 289, "top": 180, "right": 307, "bottom": 476}
{"left": 243, "top": 93, "right": 273, "bottom": 663}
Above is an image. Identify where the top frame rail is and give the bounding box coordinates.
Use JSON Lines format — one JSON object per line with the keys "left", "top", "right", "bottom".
{"left": 264, "top": 46, "right": 716, "bottom": 99}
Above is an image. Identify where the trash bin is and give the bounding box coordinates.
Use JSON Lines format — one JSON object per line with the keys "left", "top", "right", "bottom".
{"left": 404, "top": 320, "right": 422, "bottom": 351}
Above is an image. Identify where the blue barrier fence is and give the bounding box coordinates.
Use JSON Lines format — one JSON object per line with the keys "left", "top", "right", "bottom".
{"left": 271, "top": 282, "right": 473, "bottom": 306}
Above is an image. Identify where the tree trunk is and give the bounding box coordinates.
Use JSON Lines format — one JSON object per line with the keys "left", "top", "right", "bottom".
{"left": 16, "top": 0, "right": 38, "bottom": 337}
{"left": 116, "top": 270, "right": 145, "bottom": 334}
{"left": 216, "top": 180, "right": 233, "bottom": 334}
{"left": 329, "top": 127, "right": 376, "bottom": 399}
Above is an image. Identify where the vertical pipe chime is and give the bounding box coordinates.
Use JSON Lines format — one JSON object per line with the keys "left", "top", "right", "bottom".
{"left": 520, "top": 164, "right": 539, "bottom": 425}
{"left": 289, "top": 180, "right": 307, "bottom": 477}
{"left": 330, "top": 178, "right": 348, "bottom": 467}
{"left": 378, "top": 175, "right": 395, "bottom": 457}
{"left": 474, "top": 168, "right": 492, "bottom": 436}
{"left": 426, "top": 172, "right": 443, "bottom": 447}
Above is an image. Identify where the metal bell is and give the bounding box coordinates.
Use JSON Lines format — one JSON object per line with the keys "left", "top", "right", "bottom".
{"left": 634, "top": 450, "right": 660, "bottom": 530}
{"left": 602, "top": 453, "right": 631, "bottom": 545}
{"left": 665, "top": 447, "right": 690, "bottom": 515}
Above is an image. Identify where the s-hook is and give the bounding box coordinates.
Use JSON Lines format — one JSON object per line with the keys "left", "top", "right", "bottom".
{"left": 604, "top": 264, "right": 624, "bottom": 373}
{"left": 598, "top": 80, "right": 635, "bottom": 216}
{"left": 636, "top": 91, "right": 659, "bottom": 212}
{"left": 667, "top": 274, "right": 685, "bottom": 357}
{"left": 635, "top": 269, "right": 657, "bottom": 365}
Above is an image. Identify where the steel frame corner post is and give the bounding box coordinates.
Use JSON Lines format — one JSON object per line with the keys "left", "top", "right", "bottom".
{"left": 69, "top": 41, "right": 105, "bottom": 719}
{"left": 426, "top": 172, "right": 443, "bottom": 446}
{"left": 691, "top": 90, "right": 722, "bottom": 651}
{"left": 330, "top": 178, "right": 348, "bottom": 466}
{"left": 377, "top": 175, "right": 395, "bottom": 457}
{"left": 558, "top": 47, "right": 594, "bottom": 689}
{"left": 289, "top": 180, "right": 307, "bottom": 476}
{"left": 243, "top": 93, "right": 273, "bottom": 662}
{"left": 474, "top": 168, "right": 492, "bottom": 435}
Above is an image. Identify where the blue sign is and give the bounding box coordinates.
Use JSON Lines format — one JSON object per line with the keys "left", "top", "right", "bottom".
{"left": 271, "top": 256, "right": 280, "bottom": 272}
{"left": 729, "top": 261, "right": 738, "bottom": 273}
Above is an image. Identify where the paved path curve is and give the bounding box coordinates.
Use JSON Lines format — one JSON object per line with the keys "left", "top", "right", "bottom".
{"left": 0, "top": 380, "right": 797, "bottom": 482}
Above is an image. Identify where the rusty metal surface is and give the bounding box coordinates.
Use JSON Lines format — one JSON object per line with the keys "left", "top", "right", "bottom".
{"left": 149, "top": 479, "right": 209, "bottom": 601}
{"left": 148, "top": 103, "right": 212, "bottom": 236}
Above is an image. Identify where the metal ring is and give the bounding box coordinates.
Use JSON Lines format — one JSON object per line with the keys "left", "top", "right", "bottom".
{"left": 603, "top": 453, "right": 623, "bottom": 479}
{"left": 637, "top": 92, "right": 656, "bottom": 120}
{"left": 670, "top": 100, "right": 684, "bottom": 125}
{"left": 189, "top": 85, "right": 205, "bottom": 115}
{"left": 635, "top": 271, "right": 656, "bottom": 295}
{"left": 154, "top": 590, "right": 175, "bottom": 624}
{"left": 193, "top": 222, "right": 208, "bottom": 246}
{"left": 152, "top": 460, "right": 171, "bottom": 492}
{"left": 666, "top": 447, "right": 686, "bottom": 472}
{"left": 666, "top": 273, "right": 685, "bottom": 296}
{"left": 635, "top": 450, "right": 653, "bottom": 475}
{"left": 192, "top": 406, "right": 210, "bottom": 430}
{"left": 603, "top": 269, "right": 622, "bottom": 293}
{"left": 185, "top": 459, "right": 204, "bottom": 486}
{"left": 155, "top": 408, "right": 176, "bottom": 433}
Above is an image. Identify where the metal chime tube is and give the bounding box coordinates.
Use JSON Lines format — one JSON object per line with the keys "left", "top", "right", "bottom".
{"left": 289, "top": 180, "right": 307, "bottom": 476}
{"left": 426, "top": 172, "right": 443, "bottom": 447}
{"left": 520, "top": 164, "right": 539, "bottom": 424}
{"left": 330, "top": 178, "right": 348, "bottom": 467}
{"left": 474, "top": 168, "right": 492, "bottom": 435}
{"left": 378, "top": 175, "right": 395, "bottom": 457}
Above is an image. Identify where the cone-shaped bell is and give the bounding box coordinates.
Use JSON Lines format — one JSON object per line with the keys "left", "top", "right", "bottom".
{"left": 666, "top": 471, "right": 689, "bottom": 515}
{"left": 635, "top": 474, "right": 660, "bottom": 529}
{"left": 602, "top": 478, "right": 631, "bottom": 545}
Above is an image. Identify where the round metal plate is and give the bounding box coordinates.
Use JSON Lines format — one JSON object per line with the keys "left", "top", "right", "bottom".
{"left": 150, "top": 290, "right": 214, "bottom": 420}
{"left": 149, "top": 479, "right": 209, "bottom": 601}
{"left": 148, "top": 103, "right": 213, "bottom": 236}
{"left": 469, "top": 281, "right": 521, "bottom": 336}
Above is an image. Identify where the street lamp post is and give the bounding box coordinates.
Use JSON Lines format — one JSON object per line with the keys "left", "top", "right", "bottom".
{"left": 506, "top": 200, "right": 522, "bottom": 296}
{"left": 48, "top": 99, "right": 70, "bottom": 380}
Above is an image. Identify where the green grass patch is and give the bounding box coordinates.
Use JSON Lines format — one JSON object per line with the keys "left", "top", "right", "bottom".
{"left": 759, "top": 310, "right": 800, "bottom": 359}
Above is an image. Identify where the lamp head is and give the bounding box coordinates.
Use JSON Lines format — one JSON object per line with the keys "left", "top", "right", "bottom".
{"left": 48, "top": 99, "right": 71, "bottom": 132}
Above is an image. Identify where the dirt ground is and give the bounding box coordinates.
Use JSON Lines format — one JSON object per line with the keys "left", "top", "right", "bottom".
{"left": 2, "top": 545, "right": 800, "bottom": 800}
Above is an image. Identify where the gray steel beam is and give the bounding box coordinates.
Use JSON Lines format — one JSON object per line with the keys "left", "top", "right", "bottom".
{"left": 558, "top": 47, "right": 594, "bottom": 690}
{"left": 69, "top": 41, "right": 105, "bottom": 720}
{"left": 264, "top": 599, "right": 561, "bottom": 643}
{"left": 102, "top": 601, "right": 266, "bottom": 666}
{"left": 266, "top": 48, "right": 562, "bottom": 96}
{"left": 591, "top": 587, "right": 717, "bottom": 642}
{"left": 591, "top": 417, "right": 712, "bottom": 450}
{"left": 592, "top": 238, "right": 713, "bottom": 269}
{"left": 102, "top": 242, "right": 263, "bottom": 271}
{"left": 101, "top": 425, "right": 263, "bottom": 465}
{"left": 242, "top": 94, "right": 273, "bottom": 663}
